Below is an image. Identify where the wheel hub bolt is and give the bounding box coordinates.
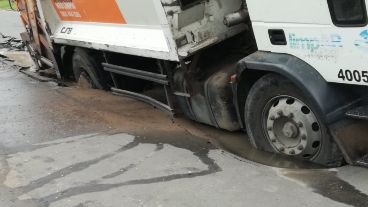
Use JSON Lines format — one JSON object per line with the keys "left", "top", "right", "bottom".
{"left": 279, "top": 147, "right": 285, "bottom": 152}
{"left": 298, "top": 122, "right": 304, "bottom": 128}
{"left": 301, "top": 135, "right": 307, "bottom": 140}
{"left": 290, "top": 150, "right": 296, "bottom": 155}
{"left": 298, "top": 146, "right": 304, "bottom": 151}
{"left": 270, "top": 116, "right": 275, "bottom": 121}
{"left": 277, "top": 111, "right": 283, "bottom": 116}
{"left": 288, "top": 113, "right": 294, "bottom": 118}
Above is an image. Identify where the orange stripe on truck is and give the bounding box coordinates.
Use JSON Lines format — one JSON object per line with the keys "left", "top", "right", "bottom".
{"left": 52, "top": 0, "right": 126, "bottom": 24}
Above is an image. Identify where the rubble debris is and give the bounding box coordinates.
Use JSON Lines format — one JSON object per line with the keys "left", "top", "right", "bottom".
{"left": 0, "top": 53, "right": 15, "bottom": 65}
{"left": 0, "top": 53, "right": 8, "bottom": 59}
{"left": 0, "top": 32, "right": 25, "bottom": 50}
{"left": 0, "top": 55, "right": 19, "bottom": 72}
{"left": 1, "top": 51, "right": 33, "bottom": 67}
{"left": 0, "top": 52, "right": 56, "bottom": 82}
{"left": 0, "top": 39, "right": 58, "bottom": 83}
{"left": 19, "top": 67, "right": 57, "bottom": 82}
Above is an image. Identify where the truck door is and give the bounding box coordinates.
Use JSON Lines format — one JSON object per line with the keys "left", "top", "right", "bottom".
{"left": 327, "top": 0, "right": 368, "bottom": 85}
{"left": 247, "top": 0, "right": 368, "bottom": 86}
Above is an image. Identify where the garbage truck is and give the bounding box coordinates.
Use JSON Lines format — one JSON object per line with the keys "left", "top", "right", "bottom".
{"left": 14, "top": 0, "right": 368, "bottom": 167}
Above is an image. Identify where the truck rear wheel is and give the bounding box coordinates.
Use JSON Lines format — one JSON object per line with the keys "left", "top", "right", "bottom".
{"left": 72, "top": 48, "right": 109, "bottom": 90}
{"left": 244, "top": 74, "right": 343, "bottom": 167}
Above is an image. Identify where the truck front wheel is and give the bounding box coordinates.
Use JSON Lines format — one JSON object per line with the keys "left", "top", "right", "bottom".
{"left": 244, "top": 74, "right": 343, "bottom": 167}
{"left": 72, "top": 48, "right": 109, "bottom": 90}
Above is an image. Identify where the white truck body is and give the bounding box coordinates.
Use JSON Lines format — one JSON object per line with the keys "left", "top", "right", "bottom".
{"left": 37, "top": 0, "right": 245, "bottom": 61}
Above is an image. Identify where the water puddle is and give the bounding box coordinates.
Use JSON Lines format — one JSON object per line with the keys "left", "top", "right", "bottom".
{"left": 192, "top": 127, "right": 323, "bottom": 169}
{"left": 283, "top": 169, "right": 368, "bottom": 207}
{"left": 204, "top": 126, "right": 368, "bottom": 207}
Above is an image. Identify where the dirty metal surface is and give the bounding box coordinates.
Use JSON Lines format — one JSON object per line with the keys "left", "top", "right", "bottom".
{"left": 356, "top": 155, "right": 368, "bottom": 167}
{"left": 0, "top": 55, "right": 368, "bottom": 207}
{"left": 346, "top": 105, "right": 368, "bottom": 121}
{"left": 331, "top": 119, "right": 368, "bottom": 165}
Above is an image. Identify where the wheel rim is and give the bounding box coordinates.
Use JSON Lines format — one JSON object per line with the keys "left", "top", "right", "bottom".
{"left": 262, "top": 96, "right": 322, "bottom": 158}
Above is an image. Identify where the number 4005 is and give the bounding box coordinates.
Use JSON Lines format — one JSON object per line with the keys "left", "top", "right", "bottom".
{"left": 338, "top": 69, "right": 368, "bottom": 83}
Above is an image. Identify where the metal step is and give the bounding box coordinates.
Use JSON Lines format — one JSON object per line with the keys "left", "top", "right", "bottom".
{"left": 112, "top": 87, "right": 173, "bottom": 115}
{"left": 345, "top": 105, "right": 368, "bottom": 121}
{"left": 356, "top": 154, "right": 368, "bottom": 167}
{"left": 104, "top": 62, "right": 175, "bottom": 116}
{"left": 102, "top": 63, "right": 169, "bottom": 85}
{"left": 174, "top": 92, "right": 191, "bottom": 97}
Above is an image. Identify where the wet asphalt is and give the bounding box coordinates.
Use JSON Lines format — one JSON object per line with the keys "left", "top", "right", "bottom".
{"left": 1, "top": 9, "right": 368, "bottom": 207}
{"left": 0, "top": 10, "right": 24, "bottom": 39}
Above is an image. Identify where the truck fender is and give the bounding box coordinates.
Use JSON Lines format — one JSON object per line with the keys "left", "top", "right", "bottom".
{"left": 233, "top": 51, "right": 358, "bottom": 126}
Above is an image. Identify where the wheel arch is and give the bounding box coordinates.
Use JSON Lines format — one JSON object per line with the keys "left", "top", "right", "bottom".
{"left": 234, "top": 51, "right": 358, "bottom": 126}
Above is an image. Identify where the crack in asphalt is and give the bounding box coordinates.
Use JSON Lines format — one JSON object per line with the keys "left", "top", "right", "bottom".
{"left": 102, "top": 143, "right": 165, "bottom": 180}
{"left": 4, "top": 131, "right": 367, "bottom": 207}
{"left": 101, "top": 163, "right": 137, "bottom": 180}
{"left": 1, "top": 133, "right": 221, "bottom": 207}
{"left": 20, "top": 139, "right": 140, "bottom": 194}
{"left": 37, "top": 149, "right": 220, "bottom": 205}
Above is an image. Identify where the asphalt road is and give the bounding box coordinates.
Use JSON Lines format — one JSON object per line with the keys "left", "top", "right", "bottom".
{"left": 0, "top": 9, "right": 368, "bottom": 207}
{"left": 0, "top": 10, "right": 24, "bottom": 38}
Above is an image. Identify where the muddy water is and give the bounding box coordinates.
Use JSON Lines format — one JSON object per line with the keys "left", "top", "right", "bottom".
{"left": 60, "top": 90, "right": 368, "bottom": 206}
{"left": 203, "top": 130, "right": 323, "bottom": 169}
{"left": 102, "top": 115, "right": 368, "bottom": 207}
{"left": 0, "top": 51, "right": 352, "bottom": 171}
{"left": 21, "top": 85, "right": 322, "bottom": 169}
{"left": 0, "top": 56, "right": 324, "bottom": 170}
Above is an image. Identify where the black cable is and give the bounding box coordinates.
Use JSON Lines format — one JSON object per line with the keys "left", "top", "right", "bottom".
{"left": 8, "top": 0, "right": 15, "bottom": 10}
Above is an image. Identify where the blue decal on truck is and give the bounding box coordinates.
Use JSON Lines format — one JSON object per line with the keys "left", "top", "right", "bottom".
{"left": 289, "top": 33, "right": 342, "bottom": 53}
{"left": 354, "top": 30, "right": 368, "bottom": 50}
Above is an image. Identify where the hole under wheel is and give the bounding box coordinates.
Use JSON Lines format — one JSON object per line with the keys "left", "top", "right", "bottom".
{"left": 244, "top": 74, "right": 344, "bottom": 167}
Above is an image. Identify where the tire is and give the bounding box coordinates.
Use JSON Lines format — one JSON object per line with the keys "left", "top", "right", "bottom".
{"left": 244, "top": 74, "right": 343, "bottom": 167}
{"left": 72, "top": 48, "right": 110, "bottom": 90}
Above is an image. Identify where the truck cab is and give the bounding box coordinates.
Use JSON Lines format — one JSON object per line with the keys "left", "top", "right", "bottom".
{"left": 248, "top": 0, "right": 368, "bottom": 86}
{"left": 235, "top": 0, "right": 368, "bottom": 166}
